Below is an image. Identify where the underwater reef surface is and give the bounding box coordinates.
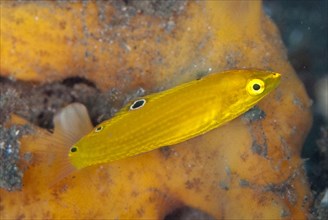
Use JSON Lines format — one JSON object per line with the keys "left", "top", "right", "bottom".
{"left": 0, "top": 0, "right": 315, "bottom": 219}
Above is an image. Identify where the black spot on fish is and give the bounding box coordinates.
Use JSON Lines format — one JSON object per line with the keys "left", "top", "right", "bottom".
{"left": 130, "top": 99, "right": 146, "bottom": 110}
{"left": 95, "top": 126, "right": 103, "bottom": 132}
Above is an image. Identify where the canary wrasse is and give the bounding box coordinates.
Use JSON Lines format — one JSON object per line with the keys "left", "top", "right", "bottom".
{"left": 43, "top": 69, "right": 281, "bottom": 183}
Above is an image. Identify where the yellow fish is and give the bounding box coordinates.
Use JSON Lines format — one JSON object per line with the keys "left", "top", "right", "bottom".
{"left": 44, "top": 69, "right": 281, "bottom": 182}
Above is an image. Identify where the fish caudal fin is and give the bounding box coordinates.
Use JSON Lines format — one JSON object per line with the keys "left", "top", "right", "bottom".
{"left": 53, "top": 103, "right": 94, "bottom": 144}
{"left": 31, "top": 103, "right": 94, "bottom": 187}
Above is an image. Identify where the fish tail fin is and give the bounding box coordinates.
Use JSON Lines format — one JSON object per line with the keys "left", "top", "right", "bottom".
{"left": 24, "top": 103, "right": 93, "bottom": 187}
{"left": 28, "top": 129, "right": 77, "bottom": 187}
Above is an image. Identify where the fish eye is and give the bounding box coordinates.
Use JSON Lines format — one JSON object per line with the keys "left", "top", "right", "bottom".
{"left": 70, "top": 146, "right": 78, "bottom": 153}
{"left": 130, "top": 99, "right": 146, "bottom": 110}
{"left": 247, "top": 79, "right": 265, "bottom": 96}
{"left": 253, "top": 83, "right": 261, "bottom": 91}
{"left": 95, "top": 126, "right": 103, "bottom": 132}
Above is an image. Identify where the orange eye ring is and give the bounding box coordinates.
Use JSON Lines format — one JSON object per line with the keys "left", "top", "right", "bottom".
{"left": 246, "top": 79, "right": 265, "bottom": 96}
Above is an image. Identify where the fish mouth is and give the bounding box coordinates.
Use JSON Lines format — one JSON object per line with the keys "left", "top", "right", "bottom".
{"left": 264, "top": 72, "right": 281, "bottom": 92}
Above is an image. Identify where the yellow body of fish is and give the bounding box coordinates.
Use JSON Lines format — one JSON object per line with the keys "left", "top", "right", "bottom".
{"left": 67, "top": 69, "right": 280, "bottom": 170}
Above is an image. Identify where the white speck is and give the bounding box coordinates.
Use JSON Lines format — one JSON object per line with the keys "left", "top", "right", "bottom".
{"left": 321, "top": 189, "right": 328, "bottom": 206}
{"left": 7, "top": 148, "right": 13, "bottom": 154}
{"left": 225, "top": 166, "right": 231, "bottom": 175}
{"left": 208, "top": 67, "right": 212, "bottom": 72}
{"left": 15, "top": 130, "right": 20, "bottom": 135}
{"left": 0, "top": 142, "right": 4, "bottom": 149}
{"left": 123, "top": 43, "right": 131, "bottom": 52}
{"left": 166, "top": 20, "right": 175, "bottom": 32}
{"left": 136, "top": 87, "right": 146, "bottom": 96}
